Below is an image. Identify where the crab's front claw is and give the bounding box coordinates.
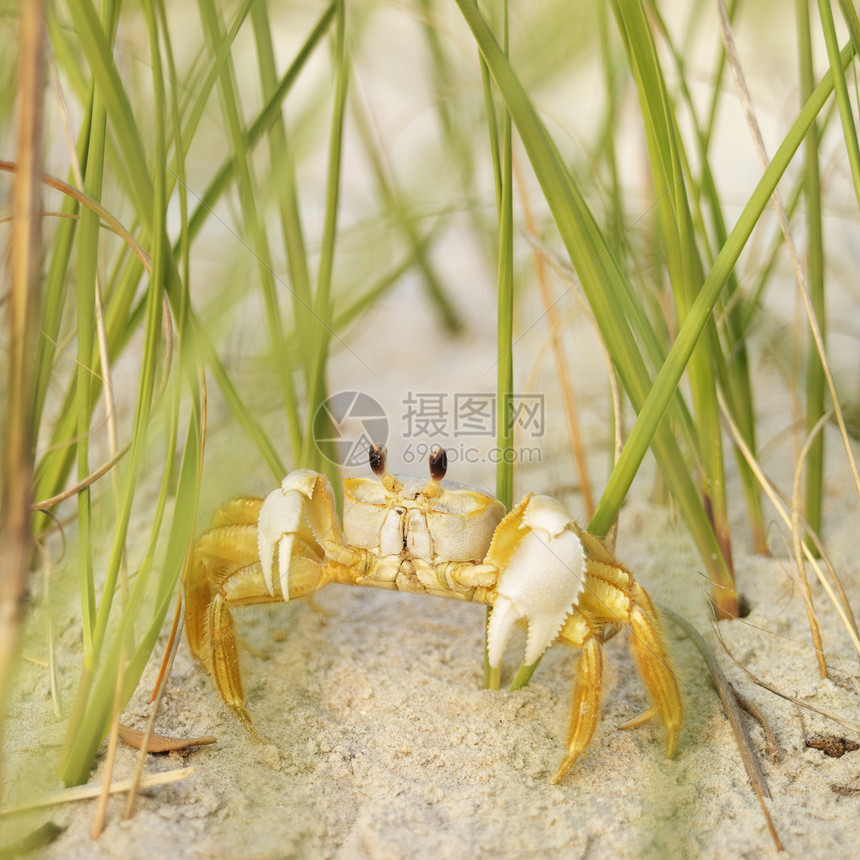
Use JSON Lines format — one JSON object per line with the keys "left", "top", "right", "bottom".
{"left": 485, "top": 494, "right": 586, "bottom": 668}
{"left": 257, "top": 470, "right": 343, "bottom": 600}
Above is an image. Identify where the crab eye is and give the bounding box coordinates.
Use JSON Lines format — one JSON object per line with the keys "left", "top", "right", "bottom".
{"left": 369, "top": 443, "right": 387, "bottom": 477}
{"left": 429, "top": 445, "right": 447, "bottom": 481}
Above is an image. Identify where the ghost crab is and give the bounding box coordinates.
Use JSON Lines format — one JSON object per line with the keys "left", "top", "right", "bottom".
{"left": 186, "top": 445, "right": 682, "bottom": 782}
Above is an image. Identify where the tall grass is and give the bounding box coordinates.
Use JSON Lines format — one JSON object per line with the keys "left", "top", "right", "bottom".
{"left": 2, "top": 0, "right": 860, "bottom": 801}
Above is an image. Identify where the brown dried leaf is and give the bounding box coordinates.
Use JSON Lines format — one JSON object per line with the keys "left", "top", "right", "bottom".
{"left": 118, "top": 724, "right": 216, "bottom": 753}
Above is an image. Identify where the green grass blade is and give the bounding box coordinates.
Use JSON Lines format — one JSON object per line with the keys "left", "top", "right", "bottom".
{"left": 72, "top": 0, "right": 111, "bottom": 658}
{"left": 65, "top": 0, "right": 153, "bottom": 225}
{"left": 592, "top": 37, "right": 857, "bottom": 540}
{"left": 250, "top": 1, "right": 315, "bottom": 390}
{"left": 185, "top": 3, "right": 336, "bottom": 246}
{"left": 799, "top": 0, "right": 825, "bottom": 550}
{"left": 495, "top": 1, "right": 514, "bottom": 515}
{"left": 818, "top": 0, "right": 860, "bottom": 209}
{"left": 194, "top": 317, "right": 287, "bottom": 479}
{"left": 489, "top": 0, "right": 513, "bottom": 693}
{"left": 58, "top": 0, "right": 185, "bottom": 784}
{"left": 349, "top": 93, "right": 461, "bottom": 333}
{"left": 453, "top": 0, "right": 731, "bottom": 598}
{"left": 301, "top": 0, "right": 348, "bottom": 478}
{"left": 648, "top": 0, "right": 768, "bottom": 555}
{"left": 197, "top": 0, "right": 302, "bottom": 465}
{"left": 611, "top": 0, "right": 734, "bottom": 594}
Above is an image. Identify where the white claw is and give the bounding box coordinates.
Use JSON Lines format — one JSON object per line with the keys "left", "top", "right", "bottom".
{"left": 487, "top": 496, "right": 585, "bottom": 668}
{"left": 257, "top": 470, "right": 322, "bottom": 599}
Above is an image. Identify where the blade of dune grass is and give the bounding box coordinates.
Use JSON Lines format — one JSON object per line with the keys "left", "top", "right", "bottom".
{"left": 349, "top": 91, "right": 462, "bottom": 334}
{"left": 250, "top": 1, "right": 315, "bottom": 393}
{"left": 58, "top": 0, "right": 116, "bottom": 775}
{"left": 61, "top": 389, "right": 203, "bottom": 786}
{"left": 416, "top": 0, "right": 496, "bottom": 279}
{"left": 495, "top": 0, "right": 514, "bottom": 517}
{"left": 194, "top": 318, "right": 288, "bottom": 479}
{"left": 593, "top": 36, "right": 858, "bottom": 545}
{"left": 454, "top": 0, "right": 733, "bottom": 614}
{"left": 489, "top": 0, "right": 513, "bottom": 692}
{"left": 185, "top": 3, "right": 336, "bottom": 247}
{"left": 333, "top": 221, "right": 446, "bottom": 331}
{"left": 32, "top": 0, "right": 192, "bottom": 531}
{"left": 31, "top": 52, "right": 90, "bottom": 435}
{"left": 301, "top": 0, "right": 348, "bottom": 483}
{"left": 611, "top": 1, "right": 735, "bottom": 594}
{"left": 719, "top": 1, "right": 860, "bottom": 522}
{"left": 797, "top": 0, "right": 825, "bottom": 551}
{"left": 0, "top": 0, "right": 45, "bottom": 791}
{"left": 595, "top": 2, "right": 626, "bottom": 253}
{"left": 647, "top": 0, "right": 768, "bottom": 556}
{"left": 818, "top": 0, "right": 860, "bottom": 209}
{"left": 56, "top": 0, "right": 204, "bottom": 786}
{"left": 168, "top": 0, "right": 257, "bottom": 201}
{"left": 459, "top": 0, "right": 858, "bottom": 626}
{"left": 197, "top": 0, "right": 302, "bottom": 466}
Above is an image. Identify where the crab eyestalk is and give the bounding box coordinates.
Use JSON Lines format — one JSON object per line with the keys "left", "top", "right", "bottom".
{"left": 423, "top": 444, "right": 447, "bottom": 497}
{"left": 368, "top": 442, "right": 386, "bottom": 476}
{"left": 368, "top": 443, "right": 401, "bottom": 493}
{"left": 429, "top": 445, "right": 447, "bottom": 480}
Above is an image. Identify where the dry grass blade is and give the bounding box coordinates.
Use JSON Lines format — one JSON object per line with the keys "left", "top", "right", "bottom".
{"left": 711, "top": 619, "right": 860, "bottom": 734}
{"left": 790, "top": 412, "right": 831, "bottom": 679}
{"left": 117, "top": 724, "right": 216, "bottom": 753}
{"left": 513, "top": 157, "right": 595, "bottom": 518}
{"left": 718, "top": 390, "right": 860, "bottom": 657}
{"left": 31, "top": 442, "right": 131, "bottom": 511}
{"left": 0, "top": 768, "right": 195, "bottom": 817}
{"left": 0, "top": 0, "right": 45, "bottom": 796}
{"left": 734, "top": 688, "right": 780, "bottom": 763}
{"left": 831, "top": 784, "right": 860, "bottom": 796}
{"left": 660, "top": 606, "right": 783, "bottom": 852}
{"left": 520, "top": 232, "right": 625, "bottom": 549}
{"left": 124, "top": 593, "right": 186, "bottom": 820}
{"left": 0, "top": 162, "right": 152, "bottom": 271}
{"left": 90, "top": 644, "right": 126, "bottom": 839}
{"left": 716, "top": 0, "right": 860, "bottom": 516}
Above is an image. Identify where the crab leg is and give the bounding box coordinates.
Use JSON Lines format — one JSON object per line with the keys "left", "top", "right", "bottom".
{"left": 620, "top": 582, "right": 682, "bottom": 758}
{"left": 187, "top": 472, "right": 363, "bottom": 738}
{"left": 185, "top": 498, "right": 263, "bottom": 660}
{"left": 552, "top": 619, "right": 605, "bottom": 783}
{"left": 206, "top": 588, "right": 265, "bottom": 740}
{"left": 193, "top": 554, "right": 343, "bottom": 740}
{"left": 552, "top": 537, "right": 682, "bottom": 776}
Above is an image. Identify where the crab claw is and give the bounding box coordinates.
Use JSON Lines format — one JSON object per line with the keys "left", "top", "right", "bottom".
{"left": 257, "top": 470, "right": 342, "bottom": 599}
{"left": 486, "top": 495, "right": 585, "bottom": 668}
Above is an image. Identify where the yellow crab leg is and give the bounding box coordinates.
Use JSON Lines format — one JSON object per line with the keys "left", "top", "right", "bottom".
{"left": 551, "top": 629, "right": 604, "bottom": 784}
{"left": 207, "top": 497, "right": 265, "bottom": 529}
{"left": 185, "top": 514, "right": 262, "bottom": 660}
{"left": 623, "top": 583, "right": 682, "bottom": 758}
{"left": 201, "top": 558, "right": 333, "bottom": 742}
{"left": 205, "top": 588, "right": 267, "bottom": 742}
